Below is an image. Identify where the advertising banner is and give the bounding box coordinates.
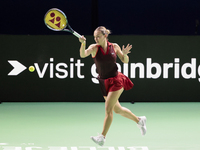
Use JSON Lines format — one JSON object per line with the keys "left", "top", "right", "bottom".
{"left": 1, "top": 35, "right": 200, "bottom": 102}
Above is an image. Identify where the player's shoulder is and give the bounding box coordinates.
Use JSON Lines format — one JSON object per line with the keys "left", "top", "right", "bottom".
{"left": 88, "top": 43, "right": 98, "bottom": 49}
{"left": 88, "top": 44, "right": 98, "bottom": 57}
{"left": 112, "top": 43, "right": 120, "bottom": 48}
{"left": 89, "top": 43, "right": 98, "bottom": 47}
{"left": 111, "top": 43, "right": 120, "bottom": 52}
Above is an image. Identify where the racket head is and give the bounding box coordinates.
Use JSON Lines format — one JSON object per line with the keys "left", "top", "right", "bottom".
{"left": 44, "top": 8, "right": 68, "bottom": 31}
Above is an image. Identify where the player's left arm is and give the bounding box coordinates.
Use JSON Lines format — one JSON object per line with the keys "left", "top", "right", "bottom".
{"left": 113, "top": 43, "right": 132, "bottom": 63}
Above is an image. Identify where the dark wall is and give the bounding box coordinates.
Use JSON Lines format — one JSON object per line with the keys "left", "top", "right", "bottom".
{"left": 0, "top": 0, "right": 200, "bottom": 35}
{"left": 1, "top": 35, "right": 200, "bottom": 102}
{"left": 98, "top": 0, "right": 200, "bottom": 35}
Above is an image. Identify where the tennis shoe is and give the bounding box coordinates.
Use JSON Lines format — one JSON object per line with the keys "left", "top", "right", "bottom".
{"left": 137, "top": 116, "right": 147, "bottom": 136}
{"left": 91, "top": 134, "right": 105, "bottom": 146}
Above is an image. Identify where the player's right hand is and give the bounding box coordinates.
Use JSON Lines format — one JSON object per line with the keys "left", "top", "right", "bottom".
{"left": 79, "top": 36, "right": 86, "bottom": 43}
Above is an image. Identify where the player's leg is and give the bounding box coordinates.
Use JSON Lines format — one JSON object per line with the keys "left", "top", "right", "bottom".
{"left": 101, "top": 87, "right": 124, "bottom": 137}
{"left": 103, "top": 96, "right": 139, "bottom": 123}
{"left": 91, "top": 88, "right": 124, "bottom": 146}
{"left": 104, "top": 97, "right": 147, "bottom": 136}
{"left": 113, "top": 101, "right": 139, "bottom": 123}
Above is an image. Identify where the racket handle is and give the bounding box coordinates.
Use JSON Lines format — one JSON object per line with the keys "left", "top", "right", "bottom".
{"left": 73, "top": 31, "right": 82, "bottom": 38}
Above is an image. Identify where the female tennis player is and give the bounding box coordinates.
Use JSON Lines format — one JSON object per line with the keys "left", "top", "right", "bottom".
{"left": 79, "top": 26, "right": 146, "bottom": 146}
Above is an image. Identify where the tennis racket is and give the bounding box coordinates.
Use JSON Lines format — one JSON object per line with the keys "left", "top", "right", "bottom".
{"left": 44, "top": 8, "right": 81, "bottom": 38}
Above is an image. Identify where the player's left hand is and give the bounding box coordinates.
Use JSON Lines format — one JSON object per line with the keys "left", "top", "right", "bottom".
{"left": 122, "top": 44, "right": 132, "bottom": 55}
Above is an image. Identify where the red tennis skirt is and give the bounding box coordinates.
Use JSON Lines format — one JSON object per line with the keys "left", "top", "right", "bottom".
{"left": 98, "top": 72, "right": 134, "bottom": 96}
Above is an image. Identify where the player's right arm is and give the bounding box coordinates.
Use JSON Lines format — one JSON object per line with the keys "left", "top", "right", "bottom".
{"left": 79, "top": 36, "right": 97, "bottom": 58}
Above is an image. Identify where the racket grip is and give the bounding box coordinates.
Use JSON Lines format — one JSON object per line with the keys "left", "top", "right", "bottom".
{"left": 73, "top": 31, "right": 82, "bottom": 38}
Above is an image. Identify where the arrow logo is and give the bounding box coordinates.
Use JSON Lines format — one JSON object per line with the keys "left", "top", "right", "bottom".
{"left": 8, "top": 60, "right": 27, "bottom": 76}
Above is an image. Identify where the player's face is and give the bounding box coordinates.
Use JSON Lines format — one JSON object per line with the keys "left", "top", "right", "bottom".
{"left": 94, "top": 30, "right": 106, "bottom": 45}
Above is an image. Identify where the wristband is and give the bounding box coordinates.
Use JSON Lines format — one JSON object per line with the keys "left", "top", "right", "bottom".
{"left": 82, "top": 42, "right": 86, "bottom": 46}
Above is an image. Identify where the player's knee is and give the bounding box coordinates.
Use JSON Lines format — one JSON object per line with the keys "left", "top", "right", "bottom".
{"left": 105, "top": 106, "right": 113, "bottom": 115}
{"left": 114, "top": 107, "right": 122, "bottom": 114}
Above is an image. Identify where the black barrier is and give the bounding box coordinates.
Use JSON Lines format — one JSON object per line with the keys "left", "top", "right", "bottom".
{"left": 1, "top": 35, "right": 200, "bottom": 102}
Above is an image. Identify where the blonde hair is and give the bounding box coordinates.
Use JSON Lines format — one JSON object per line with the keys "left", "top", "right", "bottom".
{"left": 95, "top": 26, "right": 111, "bottom": 36}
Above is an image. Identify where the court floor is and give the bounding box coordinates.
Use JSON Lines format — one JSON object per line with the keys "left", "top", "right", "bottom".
{"left": 0, "top": 102, "right": 199, "bottom": 150}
